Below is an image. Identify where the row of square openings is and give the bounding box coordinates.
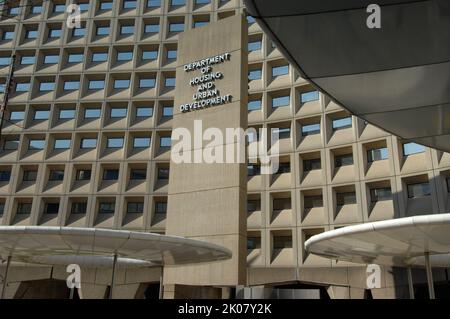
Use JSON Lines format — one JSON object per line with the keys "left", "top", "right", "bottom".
{"left": 0, "top": 16, "right": 217, "bottom": 45}
{"left": 0, "top": 197, "right": 168, "bottom": 226}
{"left": 1, "top": 0, "right": 236, "bottom": 20}
{"left": 3, "top": 73, "right": 177, "bottom": 98}
{"left": 2, "top": 103, "right": 173, "bottom": 129}
{"left": 0, "top": 132, "right": 173, "bottom": 159}
{"left": 246, "top": 229, "right": 323, "bottom": 259}
{"left": 0, "top": 163, "right": 170, "bottom": 192}
{"left": 246, "top": 175, "right": 439, "bottom": 217}
{"left": 247, "top": 142, "right": 427, "bottom": 176}
{"left": 0, "top": 45, "right": 178, "bottom": 71}
{"left": 246, "top": 89, "right": 322, "bottom": 113}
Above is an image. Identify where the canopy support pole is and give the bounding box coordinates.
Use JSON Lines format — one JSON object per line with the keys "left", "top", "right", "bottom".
{"left": 159, "top": 266, "right": 164, "bottom": 299}
{"left": 406, "top": 267, "right": 414, "bottom": 299}
{"left": 109, "top": 253, "right": 118, "bottom": 299}
{"left": 1, "top": 255, "right": 11, "bottom": 299}
{"left": 424, "top": 252, "right": 435, "bottom": 299}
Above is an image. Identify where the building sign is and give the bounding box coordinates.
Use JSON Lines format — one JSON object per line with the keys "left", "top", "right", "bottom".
{"left": 180, "top": 52, "right": 233, "bottom": 113}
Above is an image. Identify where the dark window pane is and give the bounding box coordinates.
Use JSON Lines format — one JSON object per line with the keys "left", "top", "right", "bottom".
{"left": 103, "top": 169, "right": 119, "bottom": 180}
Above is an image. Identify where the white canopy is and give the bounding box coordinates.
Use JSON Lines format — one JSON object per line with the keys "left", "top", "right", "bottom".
{"left": 0, "top": 226, "right": 232, "bottom": 267}
{"left": 305, "top": 214, "right": 450, "bottom": 267}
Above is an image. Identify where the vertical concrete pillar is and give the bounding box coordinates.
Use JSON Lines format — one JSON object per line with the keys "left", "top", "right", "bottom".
{"left": 164, "top": 14, "right": 248, "bottom": 295}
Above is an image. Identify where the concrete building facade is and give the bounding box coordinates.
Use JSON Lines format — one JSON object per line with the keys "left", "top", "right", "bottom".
{"left": 0, "top": 0, "right": 450, "bottom": 298}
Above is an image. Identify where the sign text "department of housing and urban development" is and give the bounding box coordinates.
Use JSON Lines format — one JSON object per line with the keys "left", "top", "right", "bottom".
{"left": 179, "top": 53, "right": 233, "bottom": 112}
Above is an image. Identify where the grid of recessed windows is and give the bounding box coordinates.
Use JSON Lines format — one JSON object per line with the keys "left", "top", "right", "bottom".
{"left": 301, "top": 123, "right": 320, "bottom": 136}
{"left": 59, "top": 109, "right": 76, "bottom": 119}
{"left": 31, "top": 5, "right": 43, "bottom": 14}
{"left": 367, "top": 147, "right": 388, "bottom": 162}
{"left": 407, "top": 182, "right": 431, "bottom": 198}
{"left": 45, "top": 202, "right": 60, "bottom": 213}
{"left": 403, "top": 142, "right": 425, "bottom": 156}
{"left": 332, "top": 116, "right": 352, "bottom": 131}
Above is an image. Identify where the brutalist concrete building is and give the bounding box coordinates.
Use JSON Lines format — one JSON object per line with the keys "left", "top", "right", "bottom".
{"left": 0, "top": 0, "right": 449, "bottom": 299}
